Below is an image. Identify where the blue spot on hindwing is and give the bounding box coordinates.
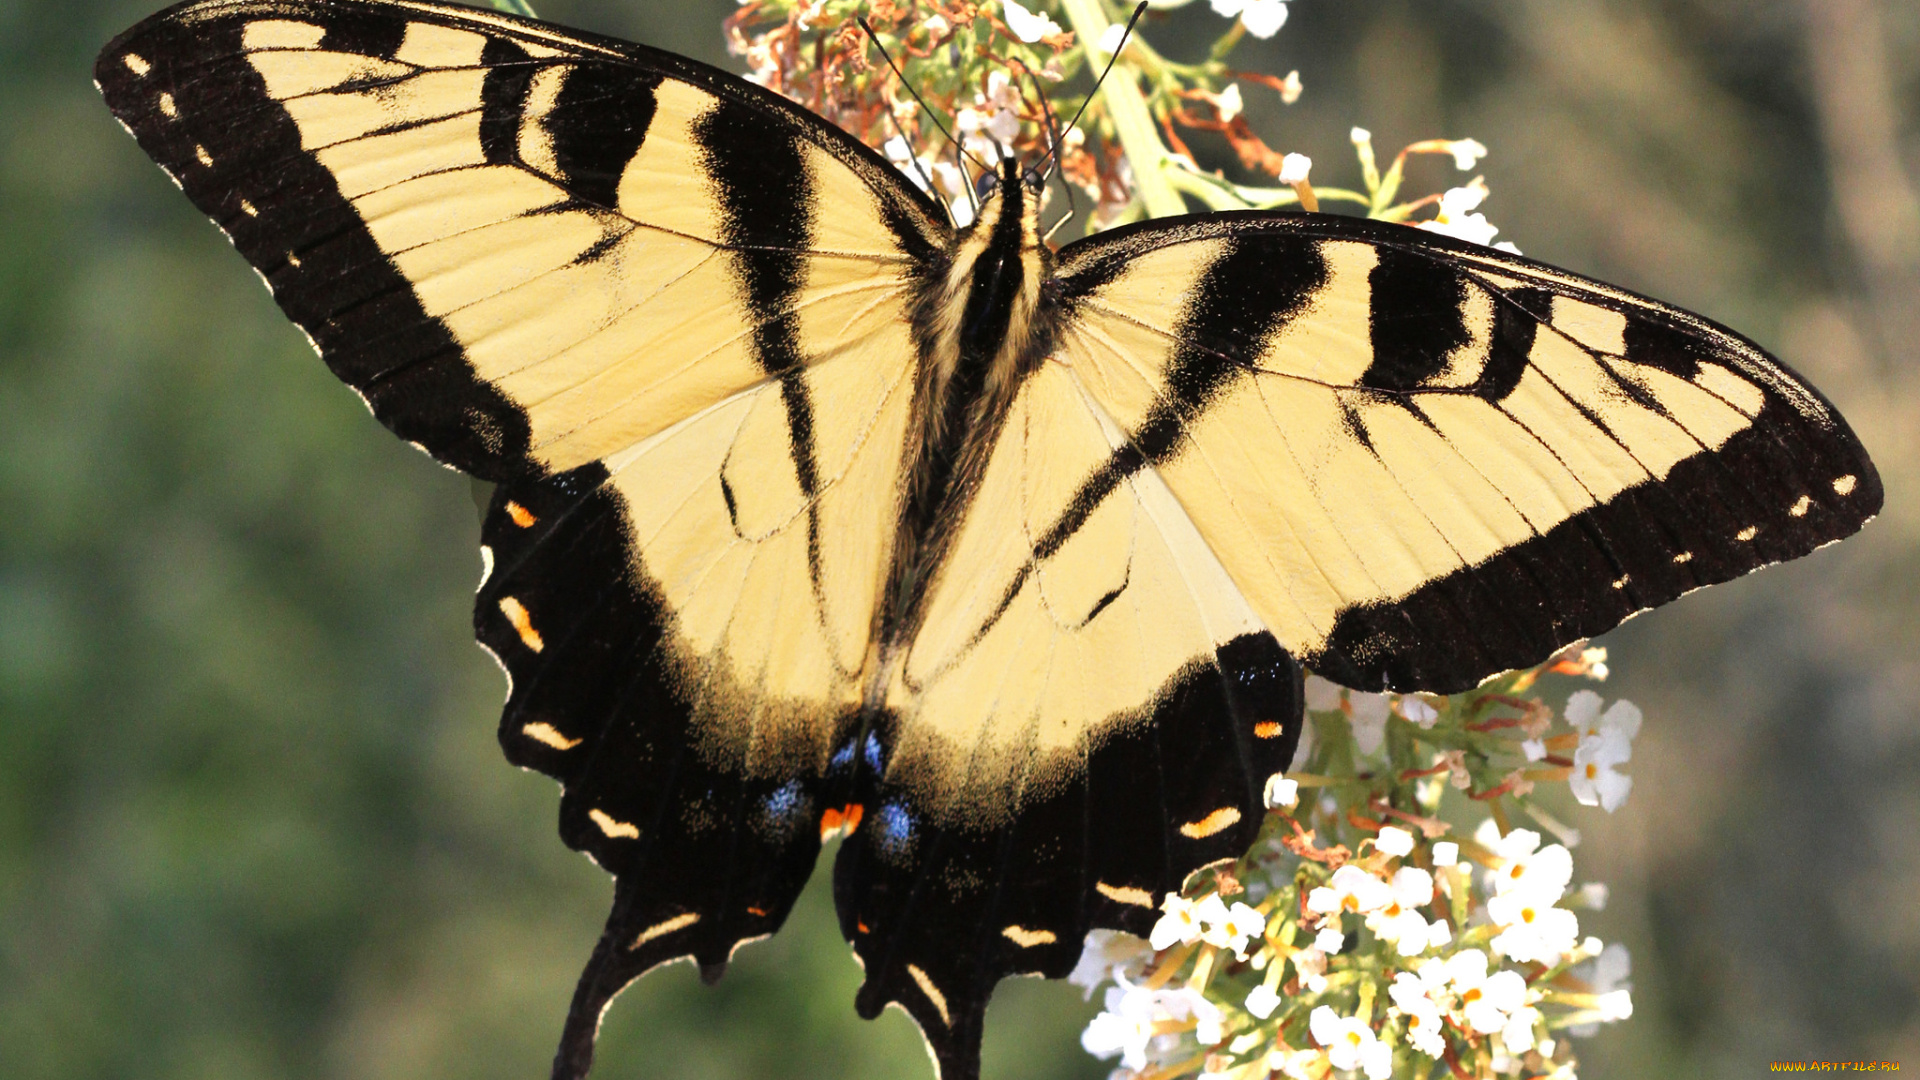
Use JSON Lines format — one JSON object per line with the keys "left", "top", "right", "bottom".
{"left": 874, "top": 802, "right": 915, "bottom": 857}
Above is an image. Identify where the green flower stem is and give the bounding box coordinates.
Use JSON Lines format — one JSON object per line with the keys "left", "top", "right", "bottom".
{"left": 1058, "top": 0, "right": 1186, "bottom": 217}
{"left": 1163, "top": 165, "right": 1245, "bottom": 211}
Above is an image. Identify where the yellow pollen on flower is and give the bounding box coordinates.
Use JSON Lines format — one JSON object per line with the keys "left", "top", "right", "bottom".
{"left": 1522, "top": 907, "right": 1538, "bottom": 924}
{"left": 1463, "top": 988, "right": 1482, "bottom": 1003}
{"left": 1586, "top": 763, "right": 1599, "bottom": 779}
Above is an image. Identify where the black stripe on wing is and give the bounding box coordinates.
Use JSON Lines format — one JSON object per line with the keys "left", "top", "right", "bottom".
{"left": 1037, "top": 233, "right": 1328, "bottom": 561}
{"left": 1308, "top": 383, "right": 1883, "bottom": 693}
{"left": 96, "top": 4, "right": 540, "bottom": 478}
{"left": 833, "top": 635, "right": 1301, "bottom": 1080}
{"left": 697, "top": 97, "right": 830, "bottom": 601}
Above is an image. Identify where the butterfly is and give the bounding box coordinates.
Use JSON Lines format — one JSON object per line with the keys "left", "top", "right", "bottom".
{"left": 95, "top": 1, "right": 1880, "bottom": 1076}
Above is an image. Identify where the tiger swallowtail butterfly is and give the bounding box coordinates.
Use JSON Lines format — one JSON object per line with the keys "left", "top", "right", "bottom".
{"left": 96, "top": 1, "right": 1880, "bottom": 1076}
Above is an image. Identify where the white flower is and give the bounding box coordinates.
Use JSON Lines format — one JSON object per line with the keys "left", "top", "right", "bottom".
{"left": 1565, "top": 695, "right": 1640, "bottom": 811}
{"left": 1303, "top": 673, "right": 1343, "bottom": 711}
{"left": 1587, "top": 942, "right": 1631, "bottom": 993}
{"left": 1292, "top": 946, "right": 1329, "bottom": 994}
{"left": 1399, "top": 695, "right": 1440, "bottom": 728}
{"left": 1245, "top": 981, "right": 1282, "bottom": 1019}
{"left": 1419, "top": 204, "right": 1499, "bottom": 245}
{"left": 1001, "top": 0, "right": 1062, "bottom": 43}
{"left": 1095, "top": 22, "right": 1129, "bottom": 56}
{"left": 1069, "top": 929, "right": 1152, "bottom": 998}
{"left": 1446, "top": 952, "right": 1528, "bottom": 1035}
{"left": 1445, "top": 137, "right": 1489, "bottom": 170}
{"left": 980, "top": 69, "right": 1020, "bottom": 111}
{"left": 1214, "top": 83, "right": 1244, "bottom": 123}
{"left": 1307, "top": 864, "right": 1393, "bottom": 917}
{"left": 1310, "top": 1006, "right": 1391, "bottom": 1079}
{"left": 1082, "top": 979, "right": 1223, "bottom": 1070}
{"left": 1184, "top": 991, "right": 1226, "bottom": 1047}
{"left": 1375, "top": 825, "right": 1416, "bottom": 858}
{"left": 1315, "top": 926, "right": 1345, "bottom": 954}
{"left": 1199, "top": 897, "right": 1267, "bottom": 960}
{"left": 1211, "top": 0, "right": 1289, "bottom": 39}
{"left": 1080, "top": 985, "right": 1153, "bottom": 1068}
{"left": 1522, "top": 737, "right": 1547, "bottom": 761}
{"left": 984, "top": 108, "right": 1021, "bottom": 144}
{"left": 1489, "top": 829, "right": 1574, "bottom": 902}
{"left": 1366, "top": 866, "right": 1438, "bottom": 956}
{"left": 1150, "top": 894, "right": 1205, "bottom": 950}
{"left": 1568, "top": 942, "right": 1634, "bottom": 1034}
{"left": 1487, "top": 890, "right": 1581, "bottom": 965}
{"left": 1571, "top": 734, "right": 1633, "bottom": 810}
{"left": 1264, "top": 774, "right": 1299, "bottom": 809}
{"left": 1566, "top": 691, "right": 1642, "bottom": 746}
{"left": 1425, "top": 917, "right": 1454, "bottom": 951}
{"left": 1417, "top": 181, "right": 1506, "bottom": 247}
{"left": 1350, "top": 126, "right": 1372, "bottom": 146}
{"left": 1499, "top": 1006, "right": 1543, "bottom": 1057}
{"left": 1432, "top": 841, "right": 1459, "bottom": 867}
{"left": 1276, "top": 152, "right": 1312, "bottom": 186}
{"left": 1348, "top": 692, "right": 1391, "bottom": 754}
{"left": 1572, "top": 882, "right": 1609, "bottom": 910}
{"left": 1239, "top": 0, "right": 1289, "bottom": 38}
{"left": 922, "top": 13, "right": 951, "bottom": 38}
{"left": 1389, "top": 972, "right": 1448, "bottom": 1057}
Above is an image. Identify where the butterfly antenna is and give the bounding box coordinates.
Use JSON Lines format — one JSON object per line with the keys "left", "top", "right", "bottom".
{"left": 879, "top": 109, "right": 954, "bottom": 228}
{"left": 857, "top": 17, "right": 989, "bottom": 181}
{"left": 1040, "top": 0, "right": 1149, "bottom": 179}
{"left": 1008, "top": 56, "right": 1079, "bottom": 240}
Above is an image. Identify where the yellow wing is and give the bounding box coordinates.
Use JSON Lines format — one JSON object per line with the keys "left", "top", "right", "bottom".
{"left": 1048, "top": 212, "right": 1880, "bottom": 693}
{"left": 96, "top": 0, "right": 949, "bottom": 1066}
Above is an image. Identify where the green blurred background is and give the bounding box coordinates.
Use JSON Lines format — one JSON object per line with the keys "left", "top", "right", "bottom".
{"left": 1, "top": 0, "right": 1915, "bottom": 1077}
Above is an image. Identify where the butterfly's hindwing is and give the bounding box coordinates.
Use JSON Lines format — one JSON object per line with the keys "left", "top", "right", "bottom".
{"left": 834, "top": 631, "right": 1299, "bottom": 1074}
{"left": 1053, "top": 213, "right": 1881, "bottom": 693}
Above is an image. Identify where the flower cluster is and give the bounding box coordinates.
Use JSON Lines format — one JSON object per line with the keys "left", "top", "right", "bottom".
{"left": 1073, "top": 644, "right": 1639, "bottom": 1080}
{"left": 719, "top": 0, "right": 1517, "bottom": 241}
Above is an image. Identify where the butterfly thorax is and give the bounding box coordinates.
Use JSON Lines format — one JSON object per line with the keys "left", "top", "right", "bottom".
{"left": 880, "top": 156, "right": 1055, "bottom": 654}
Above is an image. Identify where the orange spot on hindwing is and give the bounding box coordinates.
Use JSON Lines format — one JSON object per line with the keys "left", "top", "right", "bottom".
{"left": 819, "top": 803, "right": 864, "bottom": 840}
{"left": 497, "top": 596, "right": 544, "bottom": 652}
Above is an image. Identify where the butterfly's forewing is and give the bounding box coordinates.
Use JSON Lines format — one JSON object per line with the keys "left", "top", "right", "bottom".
{"left": 1051, "top": 212, "right": 1881, "bottom": 693}
{"left": 96, "top": 0, "right": 953, "bottom": 1072}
